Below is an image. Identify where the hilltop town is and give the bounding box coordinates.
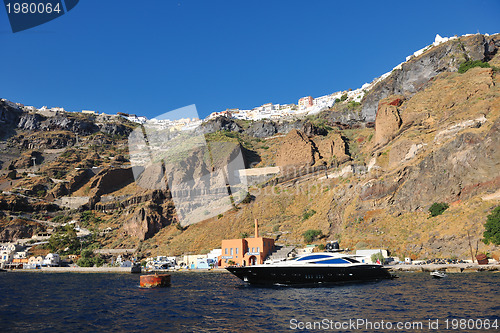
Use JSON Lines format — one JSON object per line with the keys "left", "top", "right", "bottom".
{"left": 1, "top": 33, "right": 499, "bottom": 271}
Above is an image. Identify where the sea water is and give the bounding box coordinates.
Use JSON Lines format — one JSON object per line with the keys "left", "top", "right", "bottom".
{"left": 0, "top": 271, "right": 498, "bottom": 332}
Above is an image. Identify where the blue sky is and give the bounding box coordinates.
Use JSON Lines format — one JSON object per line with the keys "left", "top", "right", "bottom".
{"left": 1, "top": 0, "right": 499, "bottom": 120}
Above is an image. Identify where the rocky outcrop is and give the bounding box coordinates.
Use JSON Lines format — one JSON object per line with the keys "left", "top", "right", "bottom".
{"left": 17, "top": 113, "right": 45, "bottom": 131}
{"left": 244, "top": 121, "right": 279, "bottom": 138}
{"left": 121, "top": 203, "right": 174, "bottom": 240}
{"left": 14, "top": 132, "right": 75, "bottom": 149}
{"left": 244, "top": 119, "right": 327, "bottom": 138}
{"left": 275, "top": 129, "right": 319, "bottom": 167}
{"left": 9, "top": 150, "right": 43, "bottom": 169}
{"left": 87, "top": 167, "right": 136, "bottom": 208}
{"left": 321, "top": 108, "right": 366, "bottom": 126}
{"left": 362, "top": 34, "right": 500, "bottom": 121}
{"left": 97, "top": 123, "right": 132, "bottom": 136}
{"left": 316, "top": 132, "right": 350, "bottom": 165}
{"left": 39, "top": 115, "right": 99, "bottom": 135}
{"left": 0, "top": 195, "right": 58, "bottom": 212}
{"left": 0, "top": 100, "right": 23, "bottom": 138}
{"left": 390, "top": 117, "right": 500, "bottom": 210}
{"left": 0, "top": 219, "right": 40, "bottom": 242}
{"left": 200, "top": 117, "right": 243, "bottom": 134}
{"left": 95, "top": 189, "right": 169, "bottom": 211}
{"left": 275, "top": 129, "right": 350, "bottom": 168}
{"left": 374, "top": 96, "right": 404, "bottom": 146}
{"left": 17, "top": 110, "right": 132, "bottom": 137}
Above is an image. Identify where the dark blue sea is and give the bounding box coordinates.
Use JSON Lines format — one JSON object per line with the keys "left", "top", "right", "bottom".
{"left": 0, "top": 271, "right": 499, "bottom": 332}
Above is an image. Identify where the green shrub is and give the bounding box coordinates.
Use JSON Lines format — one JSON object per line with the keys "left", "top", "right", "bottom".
{"left": 303, "top": 229, "right": 322, "bottom": 243}
{"left": 52, "top": 215, "right": 72, "bottom": 224}
{"left": 428, "top": 202, "right": 449, "bottom": 217}
{"left": 76, "top": 257, "right": 94, "bottom": 267}
{"left": 458, "top": 60, "right": 490, "bottom": 74}
{"left": 347, "top": 101, "right": 361, "bottom": 109}
{"left": 47, "top": 227, "right": 80, "bottom": 254}
{"left": 239, "top": 232, "right": 249, "bottom": 239}
{"left": 340, "top": 94, "right": 348, "bottom": 102}
{"left": 80, "top": 210, "right": 102, "bottom": 227}
{"left": 483, "top": 206, "right": 500, "bottom": 245}
{"left": 371, "top": 252, "right": 385, "bottom": 264}
{"left": 241, "top": 192, "right": 253, "bottom": 204}
{"left": 77, "top": 250, "right": 104, "bottom": 267}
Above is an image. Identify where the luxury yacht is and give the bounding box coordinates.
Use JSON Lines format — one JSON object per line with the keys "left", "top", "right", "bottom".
{"left": 226, "top": 251, "right": 393, "bottom": 285}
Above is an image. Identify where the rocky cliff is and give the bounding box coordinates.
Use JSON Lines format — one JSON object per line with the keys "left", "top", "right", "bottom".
{"left": 362, "top": 34, "right": 500, "bottom": 122}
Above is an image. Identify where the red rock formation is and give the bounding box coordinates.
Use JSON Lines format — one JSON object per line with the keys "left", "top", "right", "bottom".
{"left": 374, "top": 95, "right": 404, "bottom": 146}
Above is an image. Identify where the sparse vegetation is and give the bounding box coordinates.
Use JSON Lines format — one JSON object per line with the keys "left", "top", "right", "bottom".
{"left": 52, "top": 215, "right": 72, "bottom": 224}
{"left": 302, "top": 209, "right": 316, "bottom": 221}
{"left": 77, "top": 248, "right": 104, "bottom": 267}
{"left": 80, "top": 210, "right": 102, "bottom": 227}
{"left": 347, "top": 101, "right": 361, "bottom": 109}
{"left": 303, "top": 229, "right": 322, "bottom": 243}
{"left": 47, "top": 225, "right": 80, "bottom": 254}
{"left": 428, "top": 202, "right": 449, "bottom": 217}
{"left": 482, "top": 206, "right": 500, "bottom": 245}
{"left": 458, "top": 60, "right": 490, "bottom": 73}
{"left": 371, "top": 252, "right": 385, "bottom": 264}
{"left": 240, "top": 192, "right": 254, "bottom": 204}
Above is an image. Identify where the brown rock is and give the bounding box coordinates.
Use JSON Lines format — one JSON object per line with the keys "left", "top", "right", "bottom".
{"left": 316, "top": 132, "right": 350, "bottom": 165}
{"left": 275, "top": 129, "right": 318, "bottom": 167}
{"left": 374, "top": 96, "right": 404, "bottom": 146}
{"left": 121, "top": 203, "right": 170, "bottom": 240}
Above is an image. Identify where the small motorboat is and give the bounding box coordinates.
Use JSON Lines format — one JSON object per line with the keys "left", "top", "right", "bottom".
{"left": 430, "top": 271, "right": 447, "bottom": 279}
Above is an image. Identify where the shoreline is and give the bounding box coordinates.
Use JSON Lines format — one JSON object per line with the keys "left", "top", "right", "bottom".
{"left": 3, "top": 266, "right": 230, "bottom": 274}
{"left": 3, "top": 264, "right": 500, "bottom": 274}
{"left": 387, "top": 263, "right": 500, "bottom": 273}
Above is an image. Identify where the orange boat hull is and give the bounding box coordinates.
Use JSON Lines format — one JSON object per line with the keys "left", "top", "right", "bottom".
{"left": 140, "top": 274, "right": 171, "bottom": 288}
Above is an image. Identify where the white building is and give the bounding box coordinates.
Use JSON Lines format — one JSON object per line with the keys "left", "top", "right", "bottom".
{"left": 43, "top": 253, "right": 60, "bottom": 267}
{"left": 24, "top": 106, "right": 36, "bottom": 112}
{"left": 355, "top": 249, "right": 388, "bottom": 264}
{"left": 0, "top": 250, "right": 13, "bottom": 268}
{"left": 28, "top": 256, "right": 44, "bottom": 268}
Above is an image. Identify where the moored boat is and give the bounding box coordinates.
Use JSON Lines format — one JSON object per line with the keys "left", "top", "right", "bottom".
{"left": 140, "top": 274, "right": 171, "bottom": 288}
{"left": 430, "top": 270, "right": 447, "bottom": 279}
{"left": 226, "top": 251, "right": 393, "bottom": 285}
{"left": 131, "top": 263, "right": 142, "bottom": 274}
